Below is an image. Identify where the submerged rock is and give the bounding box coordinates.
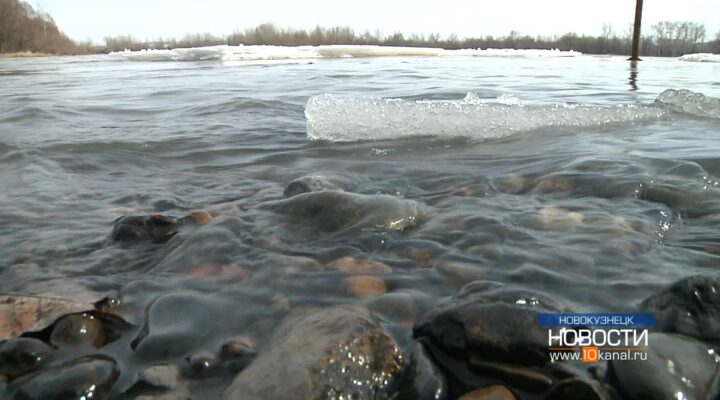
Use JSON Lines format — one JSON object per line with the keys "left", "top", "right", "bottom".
{"left": 344, "top": 275, "right": 388, "bottom": 298}
{"left": 7, "top": 355, "right": 119, "bottom": 400}
{"left": 223, "top": 305, "right": 404, "bottom": 400}
{"left": 415, "top": 283, "right": 568, "bottom": 367}
{"left": 399, "top": 342, "right": 448, "bottom": 400}
{"left": 458, "top": 385, "right": 517, "bottom": 400}
{"left": 138, "top": 364, "right": 181, "bottom": 390}
{"left": 543, "top": 377, "right": 611, "bottom": 400}
{"left": 181, "top": 210, "right": 213, "bottom": 225}
{"left": 109, "top": 214, "right": 179, "bottom": 243}
{"left": 607, "top": 333, "right": 720, "bottom": 400}
{"left": 0, "top": 337, "right": 53, "bottom": 378}
{"left": 415, "top": 301, "right": 550, "bottom": 366}
{"left": 268, "top": 191, "right": 425, "bottom": 233}
{"left": 283, "top": 175, "right": 343, "bottom": 197}
{"left": 327, "top": 256, "right": 393, "bottom": 274}
{"left": 50, "top": 312, "right": 106, "bottom": 348}
{"left": 640, "top": 274, "right": 720, "bottom": 340}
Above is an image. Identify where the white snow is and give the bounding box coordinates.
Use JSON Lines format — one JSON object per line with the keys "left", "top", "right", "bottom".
{"left": 678, "top": 53, "right": 720, "bottom": 63}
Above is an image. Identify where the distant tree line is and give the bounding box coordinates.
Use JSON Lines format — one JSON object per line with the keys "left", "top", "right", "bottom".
{"left": 105, "top": 22, "right": 719, "bottom": 57}
{"left": 1, "top": 0, "right": 718, "bottom": 57}
{"left": 0, "top": 0, "right": 90, "bottom": 54}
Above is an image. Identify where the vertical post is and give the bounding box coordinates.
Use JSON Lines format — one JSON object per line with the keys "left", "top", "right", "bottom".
{"left": 630, "top": 0, "right": 643, "bottom": 60}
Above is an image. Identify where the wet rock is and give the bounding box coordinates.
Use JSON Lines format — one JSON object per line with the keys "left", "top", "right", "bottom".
{"left": 399, "top": 342, "right": 447, "bottom": 400}
{"left": 537, "top": 206, "right": 584, "bottom": 228}
{"left": 639, "top": 275, "right": 720, "bottom": 340}
{"left": 433, "top": 259, "right": 485, "bottom": 284}
{"left": 345, "top": 275, "right": 388, "bottom": 298}
{"left": 469, "top": 359, "right": 553, "bottom": 392}
{"left": 109, "top": 214, "right": 179, "bottom": 243}
{"left": 458, "top": 385, "right": 517, "bottom": 400}
{"left": 543, "top": 377, "right": 611, "bottom": 400}
{"left": 367, "top": 291, "right": 419, "bottom": 327}
{"left": 181, "top": 263, "right": 251, "bottom": 283}
{"left": 138, "top": 364, "right": 180, "bottom": 390}
{"left": 7, "top": 355, "right": 119, "bottom": 400}
{"left": 607, "top": 333, "right": 720, "bottom": 400}
{"left": 414, "top": 284, "right": 566, "bottom": 366}
{"left": 134, "top": 384, "right": 191, "bottom": 400}
{"left": 220, "top": 336, "right": 256, "bottom": 373}
{"left": 184, "top": 352, "right": 224, "bottom": 379}
{"left": 0, "top": 373, "right": 6, "bottom": 392}
{"left": 181, "top": 211, "right": 213, "bottom": 225}
{"left": 284, "top": 175, "right": 342, "bottom": 197}
{"left": 454, "top": 187, "right": 474, "bottom": 197}
{"left": 269, "top": 191, "right": 424, "bottom": 233}
{"left": 50, "top": 312, "right": 106, "bottom": 348}
{"left": 0, "top": 337, "right": 53, "bottom": 378}
{"left": 327, "top": 256, "right": 393, "bottom": 274}
{"left": 223, "top": 305, "right": 404, "bottom": 400}
{"left": 0, "top": 294, "right": 90, "bottom": 340}
{"left": 131, "top": 292, "right": 229, "bottom": 359}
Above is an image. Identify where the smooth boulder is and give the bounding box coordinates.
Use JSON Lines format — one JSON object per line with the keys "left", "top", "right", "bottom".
{"left": 269, "top": 191, "right": 425, "bottom": 233}
{"left": 223, "top": 305, "right": 403, "bottom": 400}
{"left": 640, "top": 275, "right": 720, "bottom": 340}
{"left": 607, "top": 333, "right": 720, "bottom": 400}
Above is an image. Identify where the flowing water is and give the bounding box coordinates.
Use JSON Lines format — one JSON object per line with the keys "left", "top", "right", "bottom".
{"left": 1, "top": 51, "right": 719, "bottom": 398}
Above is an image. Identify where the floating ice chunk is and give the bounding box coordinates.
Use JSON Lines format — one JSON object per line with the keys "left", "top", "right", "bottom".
{"left": 655, "top": 89, "right": 720, "bottom": 119}
{"left": 109, "top": 45, "right": 582, "bottom": 63}
{"left": 305, "top": 94, "right": 668, "bottom": 142}
{"left": 678, "top": 53, "right": 720, "bottom": 63}
{"left": 445, "top": 48, "right": 582, "bottom": 57}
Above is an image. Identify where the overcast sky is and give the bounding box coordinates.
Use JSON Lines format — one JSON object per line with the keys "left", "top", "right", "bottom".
{"left": 38, "top": 0, "right": 720, "bottom": 44}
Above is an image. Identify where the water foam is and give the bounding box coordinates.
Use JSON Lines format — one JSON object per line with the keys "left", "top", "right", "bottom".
{"left": 305, "top": 94, "right": 669, "bottom": 142}
{"left": 678, "top": 53, "right": 720, "bottom": 63}
{"left": 109, "top": 45, "right": 580, "bottom": 63}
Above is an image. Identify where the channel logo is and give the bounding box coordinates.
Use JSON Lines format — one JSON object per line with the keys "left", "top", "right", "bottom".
{"left": 537, "top": 313, "right": 655, "bottom": 363}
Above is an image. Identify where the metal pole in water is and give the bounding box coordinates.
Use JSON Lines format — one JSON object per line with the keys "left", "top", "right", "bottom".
{"left": 630, "top": 0, "right": 643, "bottom": 60}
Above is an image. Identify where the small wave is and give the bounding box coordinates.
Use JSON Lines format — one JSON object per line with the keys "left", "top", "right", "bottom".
{"left": 109, "top": 45, "right": 580, "bottom": 63}
{"left": 305, "top": 94, "right": 668, "bottom": 142}
{"left": 678, "top": 53, "right": 720, "bottom": 63}
{"left": 655, "top": 89, "right": 720, "bottom": 119}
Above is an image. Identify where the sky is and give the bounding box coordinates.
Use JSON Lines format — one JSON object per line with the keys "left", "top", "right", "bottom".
{"left": 37, "top": 0, "right": 720, "bottom": 44}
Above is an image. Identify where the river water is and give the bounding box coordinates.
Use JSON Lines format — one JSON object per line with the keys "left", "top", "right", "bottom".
{"left": 1, "top": 50, "right": 719, "bottom": 398}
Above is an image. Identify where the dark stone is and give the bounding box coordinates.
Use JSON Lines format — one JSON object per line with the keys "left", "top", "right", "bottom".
{"left": 398, "top": 342, "right": 447, "bottom": 400}
{"left": 543, "top": 377, "right": 611, "bottom": 400}
{"left": 7, "top": 355, "right": 119, "bottom": 400}
{"left": 607, "top": 333, "right": 720, "bottom": 400}
{"left": 223, "top": 305, "right": 404, "bottom": 400}
{"left": 0, "top": 338, "right": 53, "bottom": 378}
{"left": 184, "top": 352, "right": 223, "bottom": 379}
{"left": 219, "top": 336, "right": 256, "bottom": 373}
{"left": 109, "top": 214, "right": 179, "bottom": 243}
{"left": 469, "top": 359, "right": 553, "bottom": 393}
{"left": 414, "top": 290, "right": 562, "bottom": 366}
{"left": 640, "top": 275, "right": 720, "bottom": 340}
{"left": 50, "top": 312, "right": 106, "bottom": 348}
{"left": 283, "top": 175, "right": 342, "bottom": 197}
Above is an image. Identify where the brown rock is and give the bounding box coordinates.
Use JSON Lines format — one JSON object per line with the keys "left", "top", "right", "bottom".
{"left": 223, "top": 305, "right": 403, "bottom": 400}
{"left": 181, "top": 264, "right": 251, "bottom": 283}
{"left": 50, "top": 312, "right": 106, "bottom": 348}
{"left": 186, "top": 211, "right": 213, "bottom": 225}
{"left": 327, "top": 256, "right": 392, "bottom": 274}
{"left": 454, "top": 186, "right": 473, "bottom": 196}
{"left": 0, "top": 294, "right": 90, "bottom": 340}
{"left": 459, "top": 385, "right": 517, "bottom": 400}
{"left": 345, "top": 275, "right": 387, "bottom": 298}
